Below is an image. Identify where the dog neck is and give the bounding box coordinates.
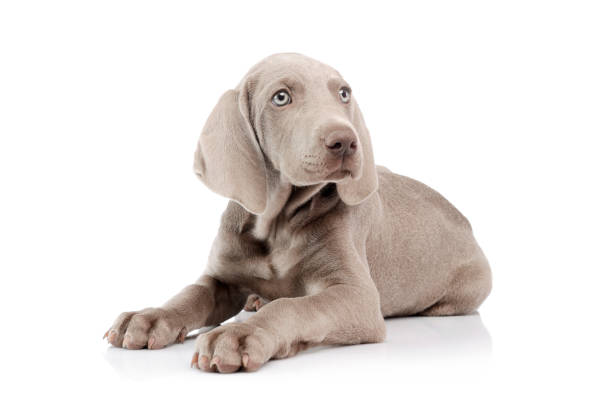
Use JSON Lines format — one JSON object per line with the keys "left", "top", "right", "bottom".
{"left": 252, "top": 172, "right": 330, "bottom": 240}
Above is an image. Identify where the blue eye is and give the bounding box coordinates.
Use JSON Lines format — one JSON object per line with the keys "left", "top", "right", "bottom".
{"left": 339, "top": 87, "right": 351, "bottom": 103}
{"left": 272, "top": 90, "right": 291, "bottom": 106}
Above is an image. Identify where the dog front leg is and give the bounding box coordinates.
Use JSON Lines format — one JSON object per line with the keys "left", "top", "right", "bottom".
{"left": 192, "top": 282, "right": 386, "bottom": 373}
{"left": 105, "top": 275, "right": 246, "bottom": 349}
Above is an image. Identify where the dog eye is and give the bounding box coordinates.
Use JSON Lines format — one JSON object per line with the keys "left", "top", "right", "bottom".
{"left": 272, "top": 90, "right": 291, "bottom": 106}
{"left": 339, "top": 87, "right": 351, "bottom": 103}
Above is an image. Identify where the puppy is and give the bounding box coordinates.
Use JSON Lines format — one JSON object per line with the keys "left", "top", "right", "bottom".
{"left": 105, "top": 53, "right": 491, "bottom": 373}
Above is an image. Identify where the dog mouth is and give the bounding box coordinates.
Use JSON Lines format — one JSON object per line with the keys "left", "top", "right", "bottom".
{"left": 300, "top": 154, "right": 361, "bottom": 183}
{"left": 329, "top": 156, "right": 362, "bottom": 181}
{"left": 302, "top": 162, "right": 352, "bottom": 180}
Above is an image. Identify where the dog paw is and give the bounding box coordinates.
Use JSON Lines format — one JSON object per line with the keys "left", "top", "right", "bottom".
{"left": 104, "top": 308, "right": 187, "bottom": 350}
{"left": 243, "top": 294, "right": 267, "bottom": 312}
{"left": 191, "top": 322, "right": 275, "bottom": 373}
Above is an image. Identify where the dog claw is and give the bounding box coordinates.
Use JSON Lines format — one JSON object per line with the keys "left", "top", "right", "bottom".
{"left": 191, "top": 353, "right": 199, "bottom": 368}
{"left": 177, "top": 327, "right": 187, "bottom": 343}
{"left": 199, "top": 355, "right": 211, "bottom": 372}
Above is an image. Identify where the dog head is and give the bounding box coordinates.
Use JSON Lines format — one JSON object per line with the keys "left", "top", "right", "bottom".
{"left": 194, "top": 53, "right": 377, "bottom": 214}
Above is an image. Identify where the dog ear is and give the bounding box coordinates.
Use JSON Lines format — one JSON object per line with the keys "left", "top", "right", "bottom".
{"left": 337, "top": 100, "right": 378, "bottom": 205}
{"left": 193, "top": 82, "right": 268, "bottom": 214}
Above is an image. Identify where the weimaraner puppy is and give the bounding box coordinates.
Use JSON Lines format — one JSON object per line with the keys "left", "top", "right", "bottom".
{"left": 105, "top": 53, "right": 491, "bottom": 373}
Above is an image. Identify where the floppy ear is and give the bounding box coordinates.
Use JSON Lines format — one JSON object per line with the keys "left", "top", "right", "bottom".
{"left": 193, "top": 85, "right": 268, "bottom": 215}
{"left": 337, "top": 100, "right": 379, "bottom": 205}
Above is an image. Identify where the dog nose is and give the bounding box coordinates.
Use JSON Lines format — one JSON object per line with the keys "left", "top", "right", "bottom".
{"left": 325, "top": 129, "right": 358, "bottom": 157}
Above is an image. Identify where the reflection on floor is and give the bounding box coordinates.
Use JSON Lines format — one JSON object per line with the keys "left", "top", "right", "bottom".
{"left": 104, "top": 311, "right": 491, "bottom": 378}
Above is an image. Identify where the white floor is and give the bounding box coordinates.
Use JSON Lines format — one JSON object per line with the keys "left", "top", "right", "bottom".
{"left": 96, "top": 312, "right": 497, "bottom": 407}
{"left": 87, "top": 308, "right": 607, "bottom": 407}
{"left": 4, "top": 286, "right": 610, "bottom": 407}
{"left": 103, "top": 311, "right": 492, "bottom": 380}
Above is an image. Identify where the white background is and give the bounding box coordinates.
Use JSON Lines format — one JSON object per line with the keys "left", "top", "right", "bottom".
{"left": 1, "top": 1, "right": 611, "bottom": 406}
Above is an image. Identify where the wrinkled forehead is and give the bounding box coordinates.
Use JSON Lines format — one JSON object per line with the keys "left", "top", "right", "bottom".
{"left": 244, "top": 54, "right": 344, "bottom": 93}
